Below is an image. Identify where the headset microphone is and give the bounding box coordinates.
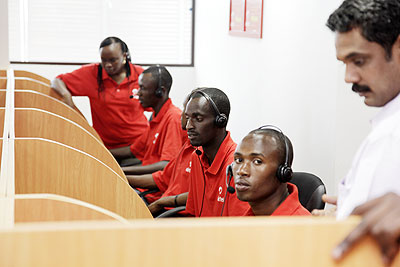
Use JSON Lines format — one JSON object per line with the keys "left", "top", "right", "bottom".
{"left": 195, "top": 149, "right": 202, "bottom": 156}
{"left": 225, "top": 164, "right": 235, "bottom": 194}
{"left": 129, "top": 95, "right": 134, "bottom": 99}
{"left": 220, "top": 164, "right": 234, "bottom": 216}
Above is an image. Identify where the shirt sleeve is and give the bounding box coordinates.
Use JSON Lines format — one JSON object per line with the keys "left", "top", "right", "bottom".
{"left": 159, "top": 116, "right": 185, "bottom": 162}
{"left": 57, "top": 64, "right": 99, "bottom": 97}
{"left": 152, "top": 165, "right": 170, "bottom": 194}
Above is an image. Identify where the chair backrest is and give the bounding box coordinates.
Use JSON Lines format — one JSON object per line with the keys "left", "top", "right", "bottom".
{"left": 291, "top": 172, "right": 326, "bottom": 212}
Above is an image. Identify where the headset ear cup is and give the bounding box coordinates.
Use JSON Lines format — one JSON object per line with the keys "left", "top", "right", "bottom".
{"left": 277, "top": 164, "right": 293, "bottom": 183}
{"left": 155, "top": 88, "right": 163, "bottom": 98}
{"left": 215, "top": 114, "right": 228, "bottom": 128}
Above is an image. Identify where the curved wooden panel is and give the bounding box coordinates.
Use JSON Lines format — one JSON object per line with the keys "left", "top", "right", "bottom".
{"left": 13, "top": 79, "right": 63, "bottom": 101}
{"left": 14, "top": 138, "right": 152, "bottom": 219}
{"left": 13, "top": 90, "right": 101, "bottom": 141}
{"left": 0, "top": 90, "right": 101, "bottom": 141}
{"left": 15, "top": 194, "right": 129, "bottom": 223}
{"left": 0, "top": 217, "right": 399, "bottom": 267}
{"left": 14, "top": 108, "right": 125, "bottom": 180}
{"left": 13, "top": 70, "right": 51, "bottom": 85}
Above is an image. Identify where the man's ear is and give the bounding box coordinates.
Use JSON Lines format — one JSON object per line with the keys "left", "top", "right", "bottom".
{"left": 160, "top": 86, "right": 167, "bottom": 96}
{"left": 392, "top": 35, "right": 400, "bottom": 59}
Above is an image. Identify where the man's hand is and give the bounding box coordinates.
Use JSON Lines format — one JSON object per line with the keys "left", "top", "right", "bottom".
{"left": 332, "top": 192, "right": 400, "bottom": 266}
{"left": 311, "top": 194, "right": 337, "bottom": 216}
{"left": 148, "top": 199, "right": 165, "bottom": 215}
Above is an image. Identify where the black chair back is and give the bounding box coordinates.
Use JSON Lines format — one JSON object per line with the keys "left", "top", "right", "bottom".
{"left": 291, "top": 172, "right": 326, "bottom": 212}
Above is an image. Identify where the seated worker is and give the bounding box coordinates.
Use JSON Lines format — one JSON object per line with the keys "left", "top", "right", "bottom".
{"left": 232, "top": 126, "right": 310, "bottom": 216}
{"left": 110, "top": 65, "right": 186, "bottom": 178}
{"left": 51, "top": 36, "right": 149, "bottom": 150}
{"left": 125, "top": 89, "right": 199, "bottom": 211}
{"left": 185, "top": 88, "right": 250, "bottom": 217}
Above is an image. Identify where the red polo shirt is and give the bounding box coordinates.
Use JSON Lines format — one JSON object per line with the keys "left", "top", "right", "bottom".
{"left": 186, "top": 132, "right": 250, "bottom": 217}
{"left": 57, "top": 63, "right": 149, "bottom": 149}
{"left": 243, "top": 183, "right": 311, "bottom": 216}
{"left": 131, "top": 98, "right": 186, "bottom": 203}
{"left": 130, "top": 98, "right": 186, "bottom": 164}
{"left": 152, "top": 140, "right": 194, "bottom": 196}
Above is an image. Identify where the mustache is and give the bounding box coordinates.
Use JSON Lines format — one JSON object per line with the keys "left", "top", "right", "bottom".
{"left": 352, "top": 84, "right": 371, "bottom": 93}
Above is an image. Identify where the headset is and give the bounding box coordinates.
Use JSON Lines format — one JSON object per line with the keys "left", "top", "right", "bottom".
{"left": 224, "top": 125, "right": 292, "bottom": 198}
{"left": 225, "top": 164, "right": 235, "bottom": 194}
{"left": 258, "top": 125, "right": 293, "bottom": 183}
{"left": 220, "top": 164, "right": 234, "bottom": 216}
{"left": 194, "top": 90, "right": 228, "bottom": 128}
{"left": 155, "top": 65, "right": 163, "bottom": 98}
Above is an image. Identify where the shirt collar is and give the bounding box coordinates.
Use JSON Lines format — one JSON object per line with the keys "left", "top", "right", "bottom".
{"left": 271, "top": 183, "right": 300, "bottom": 216}
{"left": 151, "top": 98, "right": 173, "bottom": 123}
{"left": 100, "top": 62, "right": 139, "bottom": 85}
{"left": 200, "top": 131, "right": 236, "bottom": 175}
{"left": 371, "top": 92, "right": 400, "bottom": 128}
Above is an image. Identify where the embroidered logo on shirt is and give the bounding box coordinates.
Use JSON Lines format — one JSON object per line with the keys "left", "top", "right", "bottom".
{"left": 131, "top": 88, "right": 139, "bottom": 99}
{"left": 153, "top": 133, "right": 159, "bottom": 144}
{"left": 217, "top": 186, "right": 224, "bottom": 203}
{"left": 185, "top": 161, "right": 192, "bottom": 173}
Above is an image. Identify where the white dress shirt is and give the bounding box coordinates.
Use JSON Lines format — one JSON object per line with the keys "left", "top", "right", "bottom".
{"left": 337, "top": 92, "right": 400, "bottom": 219}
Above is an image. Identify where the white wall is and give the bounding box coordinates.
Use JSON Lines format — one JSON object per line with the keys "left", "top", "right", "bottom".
{"left": 194, "top": 0, "right": 377, "bottom": 195}
{"left": 0, "top": 0, "right": 9, "bottom": 68}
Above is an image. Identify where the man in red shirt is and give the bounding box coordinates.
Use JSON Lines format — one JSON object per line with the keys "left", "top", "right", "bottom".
{"left": 111, "top": 66, "right": 186, "bottom": 178}
{"left": 124, "top": 89, "right": 201, "bottom": 211}
{"left": 232, "top": 126, "right": 310, "bottom": 216}
{"left": 185, "top": 88, "right": 250, "bottom": 217}
{"left": 51, "top": 37, "right": 149, "bottom": 150}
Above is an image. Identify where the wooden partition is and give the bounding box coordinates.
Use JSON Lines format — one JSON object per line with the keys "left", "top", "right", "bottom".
{"left": 14, "top": 138, "right": 151, "bottom": 219}
{"left": 13, "top": 70, "right": 51, "bottom": 85}
{"left": 15, "top": 194, "right": 129, "bottom": 223}
{"left": 14, "top": 108, "right": 124, "bottom": 180}
{"left": 0, "top": 90, "right": 102, "bottom": 141}
{"left": 0, "top": 217, "right": 399, "bottom": 267}
{"left": 0, "top": 77, "right": 85, "bottom": 116}
{"left": 14, "top": 78, "right": 63, "bottom": 101}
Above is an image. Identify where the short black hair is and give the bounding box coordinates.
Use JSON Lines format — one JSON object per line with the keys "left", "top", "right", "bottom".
{"left": 190, "top": 87, "right": 231, "bottom": 119}
{"left": 248, "top": 128, "right": 294, "bottom": 167}
{"left": 327, "top": 0, "right": 400, "bottom": 59}
{"left": 142, "top": 65, "right": 173, "bottom": 93}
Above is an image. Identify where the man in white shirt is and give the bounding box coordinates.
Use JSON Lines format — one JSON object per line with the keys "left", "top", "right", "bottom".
{"left": 325, "top": 0, "right": 400, "bottom": 264}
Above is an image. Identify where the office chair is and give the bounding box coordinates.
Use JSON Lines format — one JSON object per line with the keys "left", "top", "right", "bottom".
{"left": 156, "top": 206, "right": 186, "bottom": 218}
{"left": 291, "top": 172, "right": 326, "bottom": 212}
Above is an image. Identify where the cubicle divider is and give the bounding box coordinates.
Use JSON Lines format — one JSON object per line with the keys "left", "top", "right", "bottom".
{"left": 14, "top": 138, "right": 150, "bottom": 219}
{"left": 0, "top": 217, "right": 399, "bottom": 267}
{"left": 14, "top": 194, "right": 129, "bottom": 223}
{"left": 13, "top": 70, "right": 51, "bottom": 85}
{"left": 0, "top": 68, "right": 152, "bottom": 225}
{"left": 14, "top": 108, "right": 124, "bottom": 179}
